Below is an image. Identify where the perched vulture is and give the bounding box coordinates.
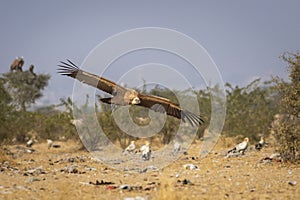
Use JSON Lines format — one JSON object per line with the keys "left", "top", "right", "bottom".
{"left": 227, "top": 137, "right": 249, "bottom": 155}
{"left": 10, "top": 57, "right": 24, "bottom": 72}
{"left": 58, "top": 60, "right": 205, "bottom": 127}
{"left": 29, "top": 64, "right": 36, "bottom": 77}
{"left": 255, "top": 136, "right": 264, "bottom": 151}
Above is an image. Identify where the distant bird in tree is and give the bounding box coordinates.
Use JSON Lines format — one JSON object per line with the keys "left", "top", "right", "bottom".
{"left": 255, "top": 136, "right": 265, "bottom": 151}
{"left": 58, "top": 59, "right": 205, "bottom": 127}
{"left": 29, "top": 64, "right": 36, "bottom": 77}
{"left": 227, "top": 137, "right": 249, "bottom": 155}
{"left": 10, "top": 56, "right": 24, "bottom": 72}
{"left": 123, "top": 141, "right": 136, "bottom": 154}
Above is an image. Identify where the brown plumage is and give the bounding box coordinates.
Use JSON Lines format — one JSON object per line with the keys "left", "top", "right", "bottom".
{"left": 10, "top": 57, "right": 24, "bottom": 72}
{"left": 58, "top": 60, "right": 205, "bottom": 127}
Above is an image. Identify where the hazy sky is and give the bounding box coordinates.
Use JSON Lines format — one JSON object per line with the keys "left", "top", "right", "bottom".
{"left": 1, "top": 0, "right": 299, "bottom": 106}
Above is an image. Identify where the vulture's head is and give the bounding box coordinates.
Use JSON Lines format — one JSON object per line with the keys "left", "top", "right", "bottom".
{"left": 131, "top": 96, "right": 141, "bottom": 105}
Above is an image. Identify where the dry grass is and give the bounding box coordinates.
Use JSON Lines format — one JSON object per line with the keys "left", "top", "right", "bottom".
{"left": 0, "top": 138, "right": 299, "bottom": 200}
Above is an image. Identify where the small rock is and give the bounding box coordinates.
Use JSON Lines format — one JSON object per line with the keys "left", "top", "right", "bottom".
{"left": 26, "top": 177, "right": 40, "bottom": 183}
{"left": 288, "top": 181, "right": 297, "bottom": 186}
{"left": 120, "top": 185, "right": 131, "bottom": 190}
{"left": 106, "top": 185, "right": 118, "bottom": 190}
{"left": 124, "top": 196, "right": 147, "bottom": 200}
{"left": 177, "top": 179, "right": 193, "bottom": 185}
{"left": 90, "top": 180, "right": 114, "bottom": 185}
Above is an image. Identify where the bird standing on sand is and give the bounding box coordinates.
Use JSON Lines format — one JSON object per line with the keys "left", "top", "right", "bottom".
{"left": 140, "top": 141, "right": 151, "bottom": 161}
{"left": 26, "top": 139, "right": 34, "bottom": 147}
{"left": 255, "top": 136, "right": 264, "bottom": 151}
{"left": 123, "top": 141, "right": 136, "bottom": 154}
{"left": 227, "top": 137, "right": 249, "bottom": 155}
{"left": 174, "top": 142, "right": 181, "bottom": 153}
{"left": 47, "top": 139, "right": 53, "bottom": 149}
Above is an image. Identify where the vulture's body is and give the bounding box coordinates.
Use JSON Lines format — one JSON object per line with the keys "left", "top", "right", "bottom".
{"left": 140, "top": 142, "right": 151, "bottom": 161}
{"left": 124, "top": 141, "right": 136, "bottom": 153}
{"left": 255, "top": 136, "right": 264, "bottom": 151}
{"left": 227, "top": 137, "right": 249, "bottom": 155}
{"left": 10, "top": 57, "right": 24, "bottom": 72}
{"left": 58, "top": 60, "right": 205, "bottom": 127}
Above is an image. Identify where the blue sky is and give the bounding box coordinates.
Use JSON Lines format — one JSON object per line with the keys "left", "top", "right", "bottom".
{"left": 1, "top": 0, "right": 299, "bottom": 106}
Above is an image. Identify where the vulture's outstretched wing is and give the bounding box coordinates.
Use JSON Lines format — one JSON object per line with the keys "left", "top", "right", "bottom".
{"left": 58, "top": 60, "right": 205, "bottom": 127}
{"left": 57, "top": 59, "right": 126, "bottom": 95}
{"left": 138, "top": 94, "right": 205, "bottom": 126}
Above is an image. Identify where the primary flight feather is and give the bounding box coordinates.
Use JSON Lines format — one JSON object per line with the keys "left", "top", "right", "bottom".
{"left": 58, "top": 60, "right": 205, "bottom": 127}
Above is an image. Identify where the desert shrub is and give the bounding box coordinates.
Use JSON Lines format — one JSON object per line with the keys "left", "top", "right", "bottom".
{"left": 2, "top": 70, "right": 50, "bottom": 111}
{"left": 223, "top": 79, "right": 279, "bottom": 141}
{"left": 272, "top": 52, "right": 300, "bottom": 162}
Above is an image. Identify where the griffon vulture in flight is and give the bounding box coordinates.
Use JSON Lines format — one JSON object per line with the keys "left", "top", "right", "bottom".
{"left": 58, "top": 60, "right": 205, "bottom": 127}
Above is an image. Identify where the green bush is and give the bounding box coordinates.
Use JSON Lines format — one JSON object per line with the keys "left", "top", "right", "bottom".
{"left": 272, "top": 53, "right": 300, "bottom": 162}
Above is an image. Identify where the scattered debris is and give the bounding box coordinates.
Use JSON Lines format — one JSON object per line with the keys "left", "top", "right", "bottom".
{"left": 89, "top": 180, "right": 114, "bottom": 185}
{"left": 226, "top": 151, "right": 244, "bottom": 158}
{"left": 119, "top": 185, "right": 143, "bottom": 191}
{"left": 52, "top": 144, "right": 61, "bottom": 148}
{"left": 140, "top": 165, "right": 158, "bottom": 173}
{"left": 25, "top": 177, "right": 41, "bottom": 183}
{"left": 0, "top": 161, "right": 19, "bottom": 173}
{"left": 260, "top": 153, "right": 282, "bottom": 163}
{"left": 124, "top": 196, "right": 148, "bottom": 200}
{"left": 106, "top": 185, "right": 118, "bottom": 190}
{"left": 60, "top": 165, "right": 82, "bottom": 174}
{"left": 183, "top": 164, "right": 199, "bottom": 170}
{"left": 23, "top": 166, "right": 46, "bottom": 176}
{"left": 177, "top": 179, "right": 193, "bottom": 185}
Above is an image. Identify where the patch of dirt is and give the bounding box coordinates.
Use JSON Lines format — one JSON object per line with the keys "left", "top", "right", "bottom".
{"left": 0, "top": 139, "right": 299, "bottom": 200}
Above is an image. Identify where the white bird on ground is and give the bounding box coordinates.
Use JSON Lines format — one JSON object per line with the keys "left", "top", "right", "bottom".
{"left": 174, "top": 142, "right": 181, "bottom": 153}
{"left": 227, "top": 137, "right": 249, "bottom": 155}
{"left": 123, "top": 141, "right": 135, "bottom": 154}
{"left": 47, "top": 139, "right": 53, "bottom": 149}
{"left": 140, "top": 141, "right": 151, "bottom": 161}
{"left": 26, "top": 139, "right": 35, "bottom": 147}
{"left": 26, "top": 139, "right": 34, "bottom": 147}
{"left": 255, "top": 136, "right": 265, "bottom": 151}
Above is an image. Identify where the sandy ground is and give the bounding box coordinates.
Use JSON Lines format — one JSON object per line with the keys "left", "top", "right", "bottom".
{"left": 0, "top": 139, "right": 299, "bottom": 200}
